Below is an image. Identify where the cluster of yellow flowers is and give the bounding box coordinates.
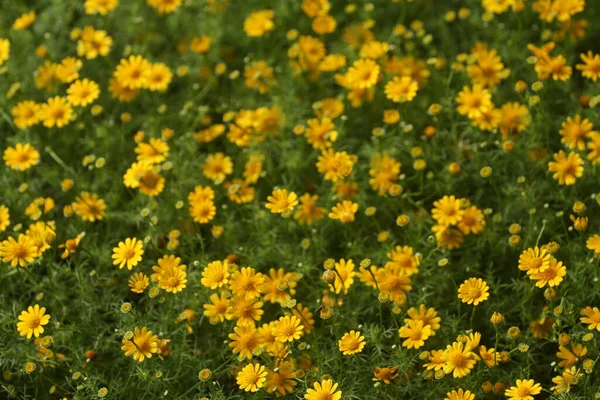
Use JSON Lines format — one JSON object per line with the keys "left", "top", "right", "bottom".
{"left": 4, "top": 0, "right": 600, "bottom": 398}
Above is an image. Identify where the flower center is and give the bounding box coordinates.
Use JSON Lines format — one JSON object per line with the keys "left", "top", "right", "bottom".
{"left": 468, "top": 287, "right": 481, "bottom": 299}
{"left": 14, "top": 244, "right": 29, "bottom": 258}
{"left": 28, "top": 317, "right": 41, "bottom": 329}
{"left": 284, "top": 325, "right": 297, "bottom": 337}
{"left": 451, "top": 353, "right": 468, "bottom": 368}
{"left": 124, "top": 248, "right": 136, "bottom": 260}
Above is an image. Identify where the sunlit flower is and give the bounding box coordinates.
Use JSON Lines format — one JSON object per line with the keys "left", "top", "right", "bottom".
{"left": 17, "top": 305, "right": 51, "bottom": 339}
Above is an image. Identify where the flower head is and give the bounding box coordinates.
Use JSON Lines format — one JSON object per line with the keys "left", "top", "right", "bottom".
{"left": 236, "top": 363, "right": 267, "bottom": 392}
{"left": 458, "top": 278, "right": 490, "bottom": 305}
{"left": 338, "top": 330, "right": 366, "bottom": 355}
{"left": 112, "top": 238, "right": 144, "bottom": 270}
{"left": 17, "top": 305, "right": 51, "bottom": 339}
{"left": 121, "top": 327, "right": 159, "bottom": 362}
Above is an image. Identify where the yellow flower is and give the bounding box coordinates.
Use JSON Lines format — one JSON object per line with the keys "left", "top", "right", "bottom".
{"left": 424, "top": 349, "right": 445, "bottom": 371}
{"left": 17, "top": 305, "right": 51, "bottom": 339}
{"left": 67, "top": 79, "right": 100, "bottom": 107}
{"left": 73, "top": 192, "right": 106, "bottom": 222}
{"left": 294, "top": 193, "right": 326, "bottom": 225}
{"left": 319, "top": 54, "right": 347, "bottom": 71}
{"left": 305, "top": 117, "right": 338, "bottom": 149}
{"left": 384, "top": 76, "right": 418, "bottom": 103}
{"left": 39, "top": 97, "right": 73, "bottom": 128}
{"left": 312, "top": 14, "right": 337, "bottom": 35}
{"left": 456, "top": 84, "right": 492, "bottom": 119}
{"left": 580, "top": 306, "right": 600, "bottom": 331}
{"left": 385, "top": 245, "right": 420, "bottom": 276}
{"left": 147, "top": 0, "right": 182, "bottom": 14}
{"left": 305, "top": 379, "right": 341, "bottom": 400}
{"left": 559, "top": 115, "right": 595, "bottom": 151}
{"left": 3, "top": 143, "right": 40, "bottom": 171}
{"left": 499, "top": 102, "right": 530, "bottom": 138}
{"left": 203, "top": 293, "right": 229, "bottom": 323}
{"left": 505, "top": 379, "right": 542, "bottom": 400}
{"left": 156, "top": 263, "right": 187, "bottom": 293}
{"left": 265, "top": 189, "right": 298, "bottom": 215}
{"left": 134, "top": 138, "right": 169, "bottom": 165}
{"left": 467, "top": 47, "right": 507, "bottom": 87}
{"left": 109, "top": 77, "right": 139, "bottom": 102}
{"left": 201, "top": 260, "right": 230, "bottom": 289}
{"left": 265, "top": 360, "right": 297, "bottom": 396}
{"left": 548, "top": 150, "right": 584, "bottom": 185}
{"left": 302, "top": 0, "right": 330, "bottom": 18}
{"left": 114, "top": 55, "right": 150, "bottom": 89}
{"left": 328, "top": 201, "right": 358, "bottom": 223}
{"left": 146, "top": 63, "right": 173, "bottom": 92}
{"left": 0, "top": 205, "right": 9, "bottom": 232}
{"left": 576, "top": 51, "right": 600, "bottom": 81}
{"left": 228, "top": 284, "right": 263, "bottom": 321}
{"left": 84, "top": 0, "right": 119, "bottom": 15}
{"left": 11, "top": 101, "right": 41, "bottom": 129}
{"left": 372, "top": 367, "right": 399, "bottom": 384}
{"left": 536, "top": 54, "right": 572, "bottom": 81}
{"left": 399, "top": 319, "right": 432, "bottom": 349}
{"left": 151, "top": 255, "right": 186, "bottom": 291}
{"left": 244, "top": 10, "right": 275, "bottom": 37}
{"left": 442, "top": 341, "right": 476, "bottom": 378}
{"left": 316, "top": 149, "right": 355, "bottom": 182}
{"left": 228, "top": 266, "right": 263, "bottom": 300}
{"left": 121, "top": 327, "right": 158, "bottom": 362}
{"left": 273, "top": 315, "right": 303, "bottom": 342}
{"left": 129, "top": 272, "right": 149, "bottom": 293}
{"left": 445, "top": 388, "right": 475, "bottom": 400}
{"left": 244, "top": 60, "right": 275, "bottom": 94}
{"left": 0, "top": 38, "right": 10, "bottom": 65}
{"left": 329, "top": 258, "right": 355, "bottom": 295}
{"left": 13, "top": 11, "right": 36, "bottom": 30}
{"left": 236, "top": 363, "right": 267, "bottom": 392}
{"left": 77, "top": 26, "right": 113, "bottom": 59}
{"left": 530, "top": 257, "right": 566, "bottom": 288}
{"left": 360, "top": 41, "right": 389, "bottom": 59}
{"left": 338, "top": 330, "right": 366, "bottom": 355}
{"left": 189, "top": 199, "right": 216, "bottom": 224}
{"left": 383, "top": 109, "right": 400, "bottom": 124}
{"left": 432, "top": 195, "right": 464, "bottom": 226}
{"left": 458, "top": 278, "right": 490, "bottom": 305}
{"left": 557, "top": 343, "right": 587, "bottom": 368}
{"left": 262, "top": 267, "right": 298, "bottom": 304}
{"left": 0, "top": 234, "right": 38, "bottom": 268}
{"left": 457, "top": 206, "right": 486, "bottom": 235}
{"left": 406, "top": 304, "right": 441, "bottom": 333}
{"left": 190, "top": 35, "right": 212, "bottom": 53}
{"left": 56, "top": 57, "right": 83, "bottom": 83}
{"left": 229, "top": 325, "right": 261, "bottom": 360}
{"left": 552, "top": 366, "right": 582, "bottom": 393}
{"left": 519, "top": 246, "right": 551, "bottom": 274}
{"left": 203, "top": 153, "right": 233, "bottom": 183}
{"left": 112, "top": 238, "right": 144, "bottom": 270}
{"left": 346, "top": 58, "right": 380, "bottom": 89}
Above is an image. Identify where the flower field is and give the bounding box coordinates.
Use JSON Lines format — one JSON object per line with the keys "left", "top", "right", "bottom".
{"left": 2, "top": 0, "right": 600, "bottom": 399}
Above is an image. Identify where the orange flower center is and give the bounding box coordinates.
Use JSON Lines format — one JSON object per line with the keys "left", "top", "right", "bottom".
{"left": 28, "top": 317, "right": 41, "bottom": 329}
{"left": 451, "top": 352, "right": 468, "bottom": 368}
{"left": 283, "top": 325, "right": 297, "bottom": 337}
{"left": 14, "top": 244, "right": 29, "bottom": 259}
{"left": 468, "top": 287, "right": 482, "bottom": 299}
{"left": 123, "top": 247, "right": 137, "bottom": 260}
